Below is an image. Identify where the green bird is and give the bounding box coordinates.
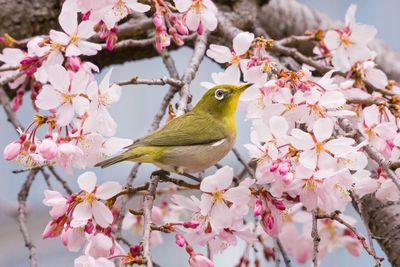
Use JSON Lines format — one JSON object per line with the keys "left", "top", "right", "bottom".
{"left": 95, "top": 83, "right": 252, "bottom": 173}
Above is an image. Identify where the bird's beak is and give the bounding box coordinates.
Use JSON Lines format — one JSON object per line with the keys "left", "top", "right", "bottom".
{"left": 237, "top": 83, "right": 254, "bottom": 93}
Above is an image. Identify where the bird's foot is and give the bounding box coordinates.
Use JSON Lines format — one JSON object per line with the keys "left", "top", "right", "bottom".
{"left": 180, "top": 172, "right": 202, "bottom": 182}
{"left": 151, "top": 169, "right": 170, "bottom": 178}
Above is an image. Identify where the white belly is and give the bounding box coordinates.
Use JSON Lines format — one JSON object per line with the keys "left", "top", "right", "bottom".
{"left": 156, "top": 138, "right": 234, "bottom": 173}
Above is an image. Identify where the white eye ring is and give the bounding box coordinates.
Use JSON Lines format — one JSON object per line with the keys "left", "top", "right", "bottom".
{"left": 214, "top": 89, "right": 225, "bottom": 100}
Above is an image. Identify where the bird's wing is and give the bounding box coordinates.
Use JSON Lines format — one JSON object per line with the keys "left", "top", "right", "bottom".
{"left": 126, "top": 112, "right": 227, "bottom": 148}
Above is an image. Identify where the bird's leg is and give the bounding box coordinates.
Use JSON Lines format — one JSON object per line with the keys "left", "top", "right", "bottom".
{"left": 181, "top": 172, "right": 202, "bottom": 182}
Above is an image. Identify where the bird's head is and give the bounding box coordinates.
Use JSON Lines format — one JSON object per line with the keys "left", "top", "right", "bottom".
{"left": 193, "top": 83, "right": 253, "bottom": 119}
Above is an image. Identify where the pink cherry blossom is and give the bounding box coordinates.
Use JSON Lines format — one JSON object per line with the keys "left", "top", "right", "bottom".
{"left": 0, "top": 48, "right": 26, "bottom": 89}
{"left": 35, "top": 65, "right": 90, "bottom": 126}
{"left": 199, "top": 166, "right": 252, "bottom": 230}
{"left": 207, "top": 32, "right": 254, "bottom": 79}
{"left": 189, "top": 253, "right": 214, "bottom": 267}
{"left": 50, "top": 11, "right": 101, "bottom": 57}
{"left": 175, "top": 0, "right": 218, "bottom": 33}
{"left": 323, "top": 4, "right": 377, "bottom": 71}
{"left": 43, "top": 189, "right": 69, "bottom": 219}
{"left": 91, "top": 0, "right": 150, "bottom": 29}
{"left": 72, "top": 171, "right": 122, "bottom": 228}
{"left": 85, "top": 69, "right": 121, "bottom": 136}
{"left": 74, "top": 255, "right": 114, "bottom": 267}
{"left": 290, "top": 118, "right": 355, "bottom": 170}
{"left": 39, "top": 138, "right": 58, "bottom": 160}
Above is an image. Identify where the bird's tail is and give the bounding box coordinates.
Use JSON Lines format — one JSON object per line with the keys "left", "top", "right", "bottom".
{"left": 95, "top": 154, "right": 128, "bottom": 168}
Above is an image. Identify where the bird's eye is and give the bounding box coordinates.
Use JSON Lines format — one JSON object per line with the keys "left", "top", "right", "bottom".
{"left": 214, "top": 89, "right": 225, "bottom": 100}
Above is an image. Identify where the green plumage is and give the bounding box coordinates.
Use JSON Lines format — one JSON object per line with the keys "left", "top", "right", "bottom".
{"left": 95, "top": 83, "right": 252, "bottom": 173}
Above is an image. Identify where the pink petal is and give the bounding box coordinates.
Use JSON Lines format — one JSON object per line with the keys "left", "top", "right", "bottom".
{"left": 290, "top": 129, "right": 314, "bottom": 150}
{"left": 362, "top": 105, "right": 379, "bottom": 127}
{"left": 49, "top": 30, "right": 70, "bottom": 46}
{"left": 35, "top": 85, "right": 61, "bottom": 110}
{"left": 77, "top": 21, "right": 96, "bottom": 39}
{"left": 73, "top": 201, "right": 92, "bottom": 221}
{"left": 56, "top": 103, "right": 75, "bottom": 127}
{"left": 210, "top": 203, "right": 232, "bottom": 230}
{"left": 174, "top": 0, "right": 192, "bottom": 12}
{"left": 313, "top": 118, "right": 333, "bottom": 142}
{"left": 92, "top": 200, "right": 114, "bottom": 228}
{"left": 223, "top": 186, "right": 250, "bottom": 205}
{"left": 126, "top": 0, "right": 151, "bottom": 12}
{"left": 71, "top": 71, "right": 89, "bottom": 94}
{"left": 66, "top": 44, "right": 82, "bottom": 57}
{"left": 299, "top": 149, "right": 317, "bottom": 170}
{"left": 324, "top": 31, "right": 340, "bottom": 50}
{"left": 72, "top": 96, "right": 90, "bottom": 115}
{"left": 77, "top": 171, "right": 97, "bottom": 192}
{"left": 269, "top": 116, "right": 288, "bottom": 137}
{"left": 47, "top": 65, "right": 70, "bottom": 92}
{"left": 185, "top": 9, "right": 200, "bottom": 31}
{"left": 77, "top": 41, "right": 102, "bottom": 56}
{"left": 365, "top": 68, "right": 388, "bottom": 89}
{"left": 200, "top": 166, "right": 233, "bottom": 192}
{"left": 199, "top": 193, "right": 213, "bottom": 216}
{"left": 233, "top": 32, "right": 254, "bottom": 56}
{"left": 59, "top": 11, "right": 78, "bottom": 35}
{"left": 200, "top": 8, "right": 217, "bottom": 31}
{"left": 206, "top": 44, "right": 232, "bottom": 63}
{"left": 320, "top": 91, "right": 346, "bottom": 108}
{"left": 96, "top": 181, "right": 122, "bottom": 200}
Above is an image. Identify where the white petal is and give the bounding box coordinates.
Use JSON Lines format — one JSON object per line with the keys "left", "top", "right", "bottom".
{"left": 99, "top": 69, "right": 112, "bottom": 93}
{"left": 313, "top": 118, "right": 333, "bottom": 142}
{"left": 299, "top": 149, "right": 317, "bottom": 170}
{"left": 206, "top": 44, "right": 232, "bottom": 63}
{"left": 35, "top": 85, "right": 61, "bottom": 110}
{"left": 77, "top": 21, "right": 96, "bottom": 39}
{"left": 47, "top": 65, "right": 70, "bottom": 91}
{"left": 233, "top": 32, "right": 254, "bottom": 55}
{"left": 73, "top": 201, "right": 92, "bottom": 221}
{"left": 362, "top": 105, "right": 379, "bottom": 127}
{"left": 71, "top": 71, "right": 89, "bottom": 94}
{"left": 290, "top": 129, "right": 315, "bottom": 150}
{"left": 269, "top": 116, "right": 288, "bottom": 137}
{"left": 126, "top": 0, "right": 150, "bottom": 12}
{"left": 365, "top": 68, "right": 388, "bottom": 89}
{"left": 200, "top": 8, "right": 217, "bottom": 31}
{"left": 96, "top": 182, "right": 122, "bottom": 200}
{"left": 324, "top": 31, "right": 340, "bottom": 50}
{"left": 185, "top": 9, "right": 200, "bottom": 31}
{"left": 59, "top": 11, "right": 77, "bottom": 35}
{"left": 77, "top": 171, "right": 97, "bottom": 192}
{"left": 200, "top": 166, "right": 233, "bottom": 192}
{"left": 320, "top": 91, "right": 346, "bottom": 108}
{"left": 72, "top": 96, "right": 89, "bottom": 115}
{"left": 56, "top": 103, "right": 75, "bottom": 127}
{"left": 174, "top": 0, "right": 192, "bottom": 12}
{"left": 92, "top": 200, "right": 114, "bottom": 228}
{"left": 66, "top": 44, "right": 82, "bottom": 57}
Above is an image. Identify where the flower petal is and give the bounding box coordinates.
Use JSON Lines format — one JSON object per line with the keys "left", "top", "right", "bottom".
{"left": 77, "top": 171, "right": 97, "bottom": 192}
{"left": 96, "top": 181, "right": 122, "bottom": 200}
{"left": 92, "top": 200, "right": 114, "bottom": 228}
{"left": 73, "top": 201, "right": 92, "bottom": 221}
{"left": 233, "top": 32, "right": 254, "bottom": 56}
{"left": 313, "top": 118, "right": 333, "bottom": 142}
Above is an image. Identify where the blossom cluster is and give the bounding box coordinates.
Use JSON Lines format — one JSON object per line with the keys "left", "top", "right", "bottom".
{"left": 201, "top": 4, "right": 399, "bottom": 263}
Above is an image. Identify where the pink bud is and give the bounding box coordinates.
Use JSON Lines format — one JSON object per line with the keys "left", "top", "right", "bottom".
{"left": 85, "top": 220, "right": 94, "bottom": 234}
{"left": 3, "top": 142, "right": 21, "bottom": 160}
{"left": 254, "top": 198, "right": 263, "bottom": 216}
{"left": 42, "top": 220, "right": 63, "bottom": 239}
{"left": 130, "top": 245, "right": 141, "bottom": 257}
{"left": 39, "top": 138, "right": 58, "bottom": 160}
{"left": 153, "top": 11, "right": 164, "bottom": 29}
{"left": 175, "top": 21, "right": 189, "bottom": 35}
{"left": 183, "top": 220, "right": 200, "bottom": 229}
{"left": 82, "top": 11, "right": 91, "bottom": 21}
{"left": 197, "top": 22, "right": 204, "bottom": 35}
{"left": 282, "top": 172, "right": 293, "bottom": 184}
{"left": 66, "top": 57, "right": 82, "bottom": 72}
{"left": 271, "top": 198, "right": 286, "bottom": 211}
{"left": 175, "top": 233, "right": 186, "bottom": 247}
{"left": 269, "top": 161, "right": 279, "bottom": 172}
{"left": 106, "top": 32, "right": 118, "bottom": 51}
{"left": 278, "top": 162, "right": 290, "bottom": 176}
{"left": 189, "top": 253, "right": 214, "bottom": 267}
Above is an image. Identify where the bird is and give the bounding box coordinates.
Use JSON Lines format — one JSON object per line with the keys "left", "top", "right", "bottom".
{"left": 95, "top": 83, "right": 252, "bottom": 174}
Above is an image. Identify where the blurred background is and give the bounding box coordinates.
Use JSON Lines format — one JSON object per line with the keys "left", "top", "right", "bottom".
{"left": 0, "top": 0, "right": 398, "bottom": 266}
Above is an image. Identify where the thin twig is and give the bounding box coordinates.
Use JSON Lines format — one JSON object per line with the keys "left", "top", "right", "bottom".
{"left": 40, "top": 168, "right": 53, "bottom": 190}
{"left": 0, "top": 70, "right": 25, "bottom": 87}
{"left": 117, "top": 76, "right": 184, "bottom": 87}
{"left": 316, "top": 211, "right": 384, "bottom": 265}
{"left": 276, "top": 238, "right": 292, "bottom": 267}
{"left": 176, "top": 31, "right": 210, "bottom": 116}
{"left": 311, "top": 210, "right": 320, "bottom": 267}
{"left": 141, "top": 174, "right": 160, "bottom": 267}
{"left": 232, "top": 148, "right": 255, "bottom": 178}
{"left": 18, "top": 169, "right": 39, "bottom": 267}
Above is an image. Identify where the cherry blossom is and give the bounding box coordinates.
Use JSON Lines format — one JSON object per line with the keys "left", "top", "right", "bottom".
{"left": 207, "top": 32, "right": 254, "bottom": 79}
{"left": 175, "top": 0, "right": 218, "bottom": 33}
{"left": 322, "top": 4, "right": 377, "bottom": 71}
{"left": 72, "top": 171, "right": 122, "bottom": 228}
{"left": 50, "top": 11, "right": 101, "bottom": 57}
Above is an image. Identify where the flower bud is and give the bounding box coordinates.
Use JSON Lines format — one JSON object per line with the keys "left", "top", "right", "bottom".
{"left": 153, "top": 11, "right": 164, "bottom": 29}
{"left": 106, "top": 30, "right": 118, "bottom": 51}
{"left": 3, "top": 142, "right": 21, "bottom": 160}
{"left": 175, "top": 233, "right": 186, "bottom": 247}
{"left": 39, "top": 138, "right": 58, "bottom": 160}
{"left": 278, "top": 162, "right": 290, "bottom": 176}
{"left": 130, "top": 245, "right": 141, "bottom": 257}
{"left": 175, "top": 21, "right": 189, "bottom": 35}
{"left": 253, "top": 198, "right": 263, "bottom": 216}
{"left": 189, "top": 253, "right": 214, "bottom": 267}
{"left": 183, "top": 220, "right": 200, "bottom": 229}
{"left": 271, "top": 198, "right": 286, "bottom": 211}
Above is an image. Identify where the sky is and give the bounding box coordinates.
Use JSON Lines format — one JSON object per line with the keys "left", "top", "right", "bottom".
{"left": 0, "top": 1, "right": 398, "bottom": 266}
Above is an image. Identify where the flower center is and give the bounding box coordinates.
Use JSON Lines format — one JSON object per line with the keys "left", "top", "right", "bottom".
{"left": 315, "top": 142, "right": 325, "bottom": 154}
{"left": 341, "top": 34, "right": 353, "bottom": 47}
{"left": 114, "top": 0, "right": 128, "bottom": 18}
{"left": 213, "top": 191, "right": 224, "bottom": 202}
{"left": 305, "top": 178, "right": 317, "bottom": 192}
{"left": 62, "top": 93, "right": 73, "bottom": 104}
{"left": 70, "top": 35, "right": 79, "bottom": 44}
{"left": 231, "top": 55, "right": 241, "bottom": 65}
